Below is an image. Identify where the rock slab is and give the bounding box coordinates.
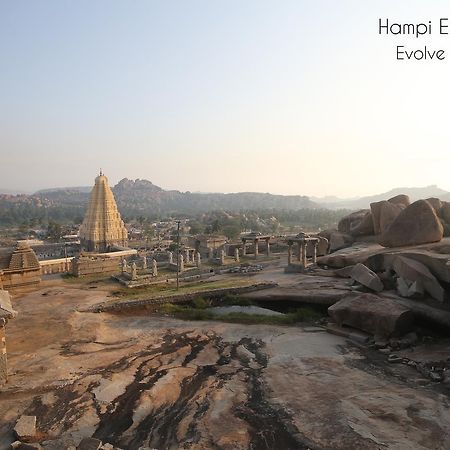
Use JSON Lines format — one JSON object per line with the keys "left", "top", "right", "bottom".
{"left": 350, "top": 263, "right": 384, "bottom": 292}
{"left": 14, "top": 416, "right": 37, "bottom": 442}
{"left": 328, "top": 294, "right": 414, "bottom": 338}
{"left": 393, "top": 256, "right": 445, "bottom": 303}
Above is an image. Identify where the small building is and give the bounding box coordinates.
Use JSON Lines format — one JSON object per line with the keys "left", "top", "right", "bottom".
{"left": 0, "top": 290, "right": 16, "bottom": 385}
{"left": 0, "top": 242, "right": 41, "bottom": 288}
{"left": 189, "top": 235, "right": 227, "bottom": 258}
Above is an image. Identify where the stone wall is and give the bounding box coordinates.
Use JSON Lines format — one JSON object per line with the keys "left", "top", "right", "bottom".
{"left": 40, "top": 258, "right": 74, "bottom": 275}
{"left": 72, "top": 255, "right": 121, "bottom": 277}
{"left": 1, "top": 269, "right": 41, "bottom": 289}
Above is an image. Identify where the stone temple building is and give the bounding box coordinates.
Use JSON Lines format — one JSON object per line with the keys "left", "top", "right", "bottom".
{"left": 0, "top": 241, "right": 41, "bottom": 288}
{"left": 79, "top": 171, "right": 128, "bottom": 252}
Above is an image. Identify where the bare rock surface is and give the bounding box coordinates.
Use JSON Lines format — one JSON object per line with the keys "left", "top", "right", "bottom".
{"left": 0, "top": 277, "right": 449, "bottom": 450}
{"left": 380, "top": 200, "right": 444, "bottom": 248}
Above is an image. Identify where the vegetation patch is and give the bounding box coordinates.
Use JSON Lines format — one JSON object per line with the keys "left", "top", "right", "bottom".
{"left": 156, "top": 297, "right": 323, "bottom": 325}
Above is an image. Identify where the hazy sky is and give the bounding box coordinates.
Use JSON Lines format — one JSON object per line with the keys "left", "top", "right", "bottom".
{"left": 1, "top": 0, "right": 450, "bottom": 197}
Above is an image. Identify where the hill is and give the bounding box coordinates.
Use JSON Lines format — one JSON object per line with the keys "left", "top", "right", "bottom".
{"left": 315, "top": 185, "right": 449, "bottom": 210}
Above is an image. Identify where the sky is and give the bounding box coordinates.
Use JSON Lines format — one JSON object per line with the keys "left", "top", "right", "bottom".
{"left": 1, "top": 0, "right": 450, "bottom": 197}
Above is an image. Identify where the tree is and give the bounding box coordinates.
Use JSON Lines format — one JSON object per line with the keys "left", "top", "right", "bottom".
{"left": 47, "top": 221, "right": 63, "bottom": 241}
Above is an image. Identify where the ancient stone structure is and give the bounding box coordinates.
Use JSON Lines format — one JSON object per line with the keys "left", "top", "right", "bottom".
{"left": 79, "top": 171, "right": 128, "bottom": 252}
{"left": 73, "top": 254, "right": 122, "bottom": 277}
{"left": 0, "top": 290, "right": 16, "bottom": 385}
{"left": 131, "top": 262, "right": 137, "bottom": 280}
{"left": 241, "top": 233, "right": 271, "bottom": 259}
{"left": 0, "top": 242, "right": 41, "bottom": 288}
{"left": 190, "top": 235, "right": 227, "bottom": 258}
{"left": 142, "top": 256, "right": 147, "bottom": 270}
{"left": 285, "top": 233, "right": 319, "bottom": 270}
{"left": 152, "top": 259, "right": 158, "bottom": 277}
{"left": 235, "top": 248, "right": 240, "bottom": 262}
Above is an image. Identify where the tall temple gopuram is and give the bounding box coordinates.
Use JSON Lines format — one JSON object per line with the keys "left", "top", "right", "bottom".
{"left": 79, "top": 172, "right": 128, "bottom": 252}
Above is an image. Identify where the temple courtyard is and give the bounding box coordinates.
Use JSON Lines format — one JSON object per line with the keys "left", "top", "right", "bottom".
{"left": 1, "top": 269, "right": 449, "bottom": 450}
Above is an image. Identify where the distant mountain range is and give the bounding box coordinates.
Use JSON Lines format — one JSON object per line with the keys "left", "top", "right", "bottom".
{"left": 1, "top": 180, "right": 448, "bottom": 226}
{"left": 34, "top": 178, "right": 316, "bottom": 216}
{"left": 312, "top": 185, "right": 450, "bottom": 210}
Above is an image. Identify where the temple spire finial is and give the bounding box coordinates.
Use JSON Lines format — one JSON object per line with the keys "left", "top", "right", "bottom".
{"left": 99, "top": 168, "right": 103, "bottom": 176}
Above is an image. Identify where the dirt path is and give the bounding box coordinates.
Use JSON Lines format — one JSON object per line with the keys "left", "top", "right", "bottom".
{"left": 0, "top": 279, "right": 449, "bottom": 449}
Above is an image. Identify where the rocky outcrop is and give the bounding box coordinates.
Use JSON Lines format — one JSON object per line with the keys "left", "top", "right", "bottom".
{"left": 328, "top": 294, "right": 414, "bottom": 338}
{"left": 350, "top": 263, "right": 384, "bottom": 292}
{"left": 380, "top": 200, "right": 444, "bottom": 248}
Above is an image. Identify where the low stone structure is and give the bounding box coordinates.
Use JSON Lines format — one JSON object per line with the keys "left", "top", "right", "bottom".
{"left": 40, "top": 257, "right": 74, "bottom": 275}
{"left": 0, "top": 242, "right": 41, "bottom": 288}
{"left": 190, "top": 235, "right": 227, "bottom": 258}
{"left": 284, "top": 233, "right": 320, "bottom": 271}
{"left": 241, "top": 233, "right": 271, "bottom": 259}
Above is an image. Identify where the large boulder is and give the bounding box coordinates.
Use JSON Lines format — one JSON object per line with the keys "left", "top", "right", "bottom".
{"left": 380, "top": 200, "right": 444, "bottom": 248}
{"left": 392, "top": 256, "right": 445, "bottom": 303}
{"left": 379, "top": 201, "right": 405, "bottom": 234}
{"left": 328, "top": 294, "right": 414, "bottom": 338}
{"left": 388, "top": 194, "right": 410, "bottom": 207}
{"left": 329, "top": 232, "right": 354, "bottom": 252}
{"left": 371, "top": 200, "right": 405, "bottom": 235}
{"left": 440, "top": 202, "right": 450, "bottom": 224}
{"left": 338, "top": 210, "right": 374, "bottom": 236}
{"left": 350, "top": 263, "right": 384, "bottom": 292}
{"left": 425, "top": 197, "right": 443, "bottom": 212}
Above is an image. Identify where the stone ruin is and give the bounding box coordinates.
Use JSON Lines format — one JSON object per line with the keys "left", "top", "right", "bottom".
{"left": 0, "top": 241, "right": 41, "bottom": 289}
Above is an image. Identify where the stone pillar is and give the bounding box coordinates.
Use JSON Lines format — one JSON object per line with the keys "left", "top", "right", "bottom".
{"left": 179, "top": 254, "right": 184, "bottom": 272}
{"left": 254, "top": 239, "right": 259, "bottom": 259}
{"left": 235, "top": 248, "right": 240, "bottom": 263}
{"left": 265, "top": 238, "right": 270, "bottom": 256}
{"left": 131, "top": 262, "right": 137, "bottom": 280}
{"left": 142, "top": 256, "right": 147, "bottom": 270}
{"left": 297, "top": 242, "right": 302, "bottom": 261}
{"left": 220, "top": 250, "right": 226, "bottom": 265}
{"left": 302, "top": 243, "right": 307, "bottom": 267}
{"left": 152, "top": 259, "right": 158, "bottom": 277}
{"left": 121, "top": 259, "right": 128, "bottom": 273}
{"left": 242, "top": 240, "right": 246, "bottom": 256}
{"left": 185, "top": 249, "right": 190, "bottom": 264}
{"left": 196, "top": 252, "right": 201, "bottom": 267}
{"left": 287, "top": 243, "right": 293, "bottom": 265}
{"left": 312, "top": 242, "right": 318, "bottom": 264}
{"left": 168, "top": 251, "right": 173, "bottom": 264}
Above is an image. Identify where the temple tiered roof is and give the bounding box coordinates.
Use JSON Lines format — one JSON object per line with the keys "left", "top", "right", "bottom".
{"left": 79, "top": 172, "right": 128, "bottom": 252}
